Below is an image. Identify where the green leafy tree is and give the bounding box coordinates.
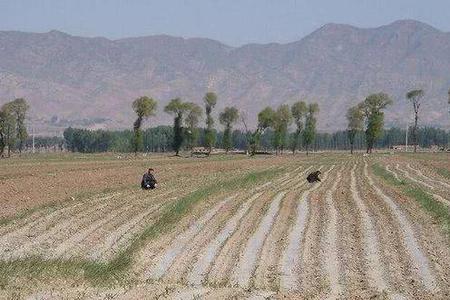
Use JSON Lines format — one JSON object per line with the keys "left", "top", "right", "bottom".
{"left": 257, "top": 107, "right": 276, "bottom": 130}
{"left": 3, "top": 98, "right": 29, "bottom": 154}
{"left": 132, "top": 96, "right": 157, "bottom": 155}
{"left": 291, "top": 101, "right": 307, "bottom": 154}
{"left": 219, "top": 106, "right": 239, "bottom": 153}
{"left": 303, "top": 103, "right": 319, "bottom": 155}
{"left": 362, "top": 92, "right": 393, "bottom": 153}
{"left": 164, "top": 98, "right": 191, "bottom": 156}
{"left": 184, "top": 102, "right": 203, "bottom": 151}
{"left": 203, "top": 92, "right": 217, "bottom": 154}
{"left": 247, "top": 107, "right": 275, "bottom": 155}
{"left": 0, "top": 110, "right": 9, "bottom": 157}
{"left": 0, "top": 103, "right": 17, "bottom": 157}
{"left": 272, "top": 104, "right": 292, "bottom": 154}
{"left": 346, "top": 103, "right": 365, "bottom": 154}
{"left": 406, "top": 89, "right": 424, "bottom": 153}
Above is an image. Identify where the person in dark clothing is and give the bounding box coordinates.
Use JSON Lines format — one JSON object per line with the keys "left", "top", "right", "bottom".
{"left": 141, "top": 168, "right": 157, "bottom": 190}
{"left": 307, "top": 170, "right": 321, "bottom": 183}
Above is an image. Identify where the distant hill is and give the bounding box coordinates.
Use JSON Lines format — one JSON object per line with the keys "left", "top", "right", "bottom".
{"left": 1, "top": 19, "right": 449, "bottom": 134}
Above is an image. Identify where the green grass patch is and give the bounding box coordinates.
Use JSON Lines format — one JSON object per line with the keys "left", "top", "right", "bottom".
{"left": 0, "top": 166, "right": 283, "bottom": 287}
{"left": 436, "top": 168, "right": 450, "bottom": 180}
{"left": 372, "top": 163, "right": 450, "bottom": 240}
{"left": 403, "top": 187, "right": 450, "bottom": 237}
{"left": 371, "top": 163, "right": 405, "bottom": 186}
{"left": 0, "top": 258, "right": 83, "bottom": 290}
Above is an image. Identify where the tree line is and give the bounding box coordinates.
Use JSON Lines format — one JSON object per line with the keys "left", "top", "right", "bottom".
{"left": 62, "top": 125, "right": 449, "bottom": 154}
{"left": 127, "top": 89, "right": 449, "bottom": 156}
{"left": 2, "top": 88, "right": 450, "bottom": 156}
{"left": 127, "top": 92, "right": 324, "bottom": 156}
{"left": 346, "top": 89, "right": 448, "bottom": 153}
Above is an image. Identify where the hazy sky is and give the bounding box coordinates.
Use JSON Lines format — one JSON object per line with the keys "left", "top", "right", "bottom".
{"left": 1, "top": 0, "right": 449, "bottom": 46}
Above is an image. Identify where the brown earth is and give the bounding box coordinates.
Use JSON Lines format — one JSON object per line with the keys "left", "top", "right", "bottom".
{"left": 1, "top": 153, "right": 450, "bottom": 299}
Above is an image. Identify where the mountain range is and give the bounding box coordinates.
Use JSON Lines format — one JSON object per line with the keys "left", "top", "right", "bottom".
{"left": 0, "top": 19, "right": 450, "bottom": 134}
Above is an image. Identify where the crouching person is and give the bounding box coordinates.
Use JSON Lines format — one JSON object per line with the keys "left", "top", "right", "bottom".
{"left": 307, "top": 170, "right": 321, "bottom": 183}
{"left": 141, "top": 168, "right": 157, "bottom": 190}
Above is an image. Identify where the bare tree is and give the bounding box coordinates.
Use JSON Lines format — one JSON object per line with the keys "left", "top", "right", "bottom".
{"left": 346, "top": 103, "right": 364, "bottom": 154}
{"left": 291, "top": 101, "right": 307, "bottom": 154}
{"left": 406, "top": 89, "right": 424, "bottom": 153}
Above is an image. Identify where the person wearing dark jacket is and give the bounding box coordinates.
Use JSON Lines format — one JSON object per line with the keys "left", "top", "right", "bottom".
{"left": 307, "top": 170, "right": 321, "bottom": 183}
{"left": 141, "top": 168, "right": 157, "bottom": 190}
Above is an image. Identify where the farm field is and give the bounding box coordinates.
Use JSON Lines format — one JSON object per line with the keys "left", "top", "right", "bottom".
{"left": 0, "top": 153, "right": 450, "bottom": 299}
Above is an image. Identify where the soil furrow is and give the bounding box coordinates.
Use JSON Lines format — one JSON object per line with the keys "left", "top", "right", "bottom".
{"left": 0, "top": 194, "right": 122, "bottom": 259}
{"left": 230, "top": 191, "right": 287, "bottom": 289}
{"left": 407, "top": 163, "right": 450, "bottom": 190}
{"left": 351, "top": 164, "right": 388, "bottom": 293}
{"left": 389, "top": 164, "right": 450, "bottom": 207}
{"left": 0, "top": 193, "right": 121, "bottom": 239}
{"left": 322, "top": 168, "right": 344, "bottom": 298}
{"left": 50, "top": 202, "right": 138, "bottom": 259}
{"left": 299, "top": 165, "right": 342, "bottom": 298}
{"left": 82, "top": 189, "right": 192, "bottom": 261}
{"left": 206, "top": 190, "right": 278, "bottom": 287}
{"left": 7, "top": 202, "right": 112, "bottom": 259}
{"left": 132, "top": 166, "right": 289, "bottom": 282}
{"left": 0, "top": 193, "right": 117, "bottom": 243}
{"left": 253, "top": 182, "right": 307, "bottom": 291}
{"left": 163, "top": 195, "right": 246, "bottom": 284}
{"left": 364, "top": 161, "right": 438, "bottom": 292}
{"left": 278, "top": 165, "right": 335, "bottom": 292}
{"left": 146, "top": 196, "right": 234, "bottom": 280}
{"left": 187, "top": 192, "right": 263, "bottom": 286}
{"left": 202, "top": 166, "right": 310, "bottom": 289}
{"left": 228, "top": 166, "right": 312, "bottom": 290}
{"left": 87, "top": 202, "right": 166, "bottom": 261}
{"left": 42, "top": 190, "right": 176, "bottom": 259}
{"left": 359, "top": 162, "right": 417, "bottom": 297}
{"left": 332, "top": 161, "right": 370, "bottom": 297}
{"left": 386, "top": 165, "right": 400, "bottom": 181}
{"left": 166, "top": 287, "right": 210, "bottom": 299}
{"left": 396, "top": 164, "right": 434, "bottom": 190}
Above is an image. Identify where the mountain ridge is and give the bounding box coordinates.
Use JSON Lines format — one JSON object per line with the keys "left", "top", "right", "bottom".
{"left": 0, "top": 19, "right": 449, "bottom": 134}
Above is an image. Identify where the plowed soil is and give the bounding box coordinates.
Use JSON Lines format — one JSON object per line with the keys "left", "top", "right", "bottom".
{"left": 1, "top": 152, "right": 450, "bottom": 299}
